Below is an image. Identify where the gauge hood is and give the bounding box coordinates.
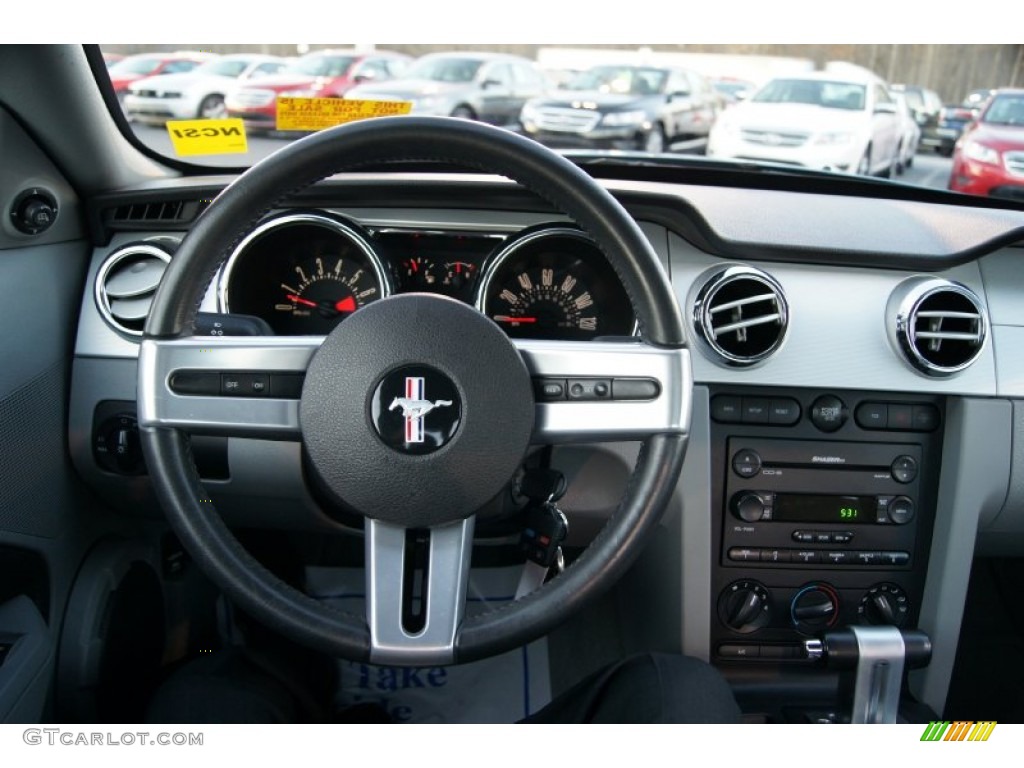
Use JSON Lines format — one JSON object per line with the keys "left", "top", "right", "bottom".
{"left": 529, "top": 91, "right": 657, "bottom": 111}
{"left": 724, "top": 101, "right": 869, "bottom": 133}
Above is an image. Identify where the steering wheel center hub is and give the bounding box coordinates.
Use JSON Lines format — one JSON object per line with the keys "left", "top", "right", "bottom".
{"left": 300, "top": 293, "right": 535, "bottom": 528}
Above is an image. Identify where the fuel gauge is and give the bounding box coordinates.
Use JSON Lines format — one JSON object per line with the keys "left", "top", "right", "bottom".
{"left": 400, "top": 256, "right": 439, "bottom": 290}
{"left": 442, "top": 261, "right": 478, "bottom": 298}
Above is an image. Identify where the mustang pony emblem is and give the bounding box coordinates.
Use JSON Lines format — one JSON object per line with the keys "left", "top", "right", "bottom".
{"left": 389, "top": 376, "right": 452, "bottom": 443}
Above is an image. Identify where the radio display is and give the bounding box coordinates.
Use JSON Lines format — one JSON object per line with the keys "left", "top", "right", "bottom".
{"left": 774, "top": 494, "right": 874, "bottom": 524}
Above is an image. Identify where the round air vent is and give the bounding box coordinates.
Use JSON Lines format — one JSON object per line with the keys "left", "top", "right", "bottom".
{"left": 94, "top": 243, "right": 172, "bottom": 337}
{"left": 692, "top": 266, "right": 789, "bottom": 366}
{"left": 890, "top": 278, "right": 987, "bottom": 376}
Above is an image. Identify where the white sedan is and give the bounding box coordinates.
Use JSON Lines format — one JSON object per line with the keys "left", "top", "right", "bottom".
{"left": 707, "top": 72, "right": 902, "bottom": 176}
{"left": 124, "top": 54, "right": 287, "bottom": 124}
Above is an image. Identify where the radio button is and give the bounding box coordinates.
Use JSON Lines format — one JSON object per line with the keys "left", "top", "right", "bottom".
{"left": 890, "top": 456, "right": 918, "bottom": 484}
{"left": 732, "top": 449, "right": 762, "bottom": 478}
{"left": 814, "top": 532, "right": 832, "bottom": 545}
{"left": 833, "top": 531, "right": 854, "bottom": 544}
{"left": 760, "top": 548, "right": 791, "bottom": 564}
{"left": 810, "top": 395, "right": 847, "bottom": 432}
{"left": 711, "top": 395, "right": 742, "bottom": 423}
{"left": 742, "top": 398, "right": 771, "bottom": 424}
{"left": 824, "top": 551, "right": 852, "bottom": 565}
{"left": 855, "top": 402, "right": 889, "bottom": 430}
{"left": 792, "top": 531, "right": 815, "bottom": 544}
{"left": 881, "top": 551, "right": 911, "bottom": 566}
{"left": 733, "top": 492, "right": 770, "bottom": 523}
{"left": 887, "top": 496, "right": 915, "bottom": 525}
{"left": 768, "top": 398, "right": 801, "bottom": 425}
{"left": 793, "top": 550, "right": 821, "bottom": 564}
{"left": 728, "top": 547, "right": 762, "bottom": 562}
{"left": 854, "top": 551, "right": 882, "bottom": 566}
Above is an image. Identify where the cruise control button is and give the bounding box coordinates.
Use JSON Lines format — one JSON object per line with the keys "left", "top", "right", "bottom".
{"left": 612, "top": 378, "right": 660, "bottom": 401}
{"left": 810, "top": 395, "right": 847, "bottom": 432}
{"left": 567, "top": 379, "right": 611, "bottom": 401}
{"left": 221, "top": 373, "right": 252, "bottom": 396}
{"left": 731, "top": 449, "right": 762, "bottom": 478}
{"left": 855, "top": 402, "right": 888, "bottom": 430}
{"left": 169, "top": 370, "right": 220, "bottom": 396}
{"left": 534, "top": 378, "right": 567, "bottom": 401}
{"left": 711, "top": 395, "right": 743, "bottom": 423}
{"left": 269, "top": 373, "right": 305, "bottom": 399}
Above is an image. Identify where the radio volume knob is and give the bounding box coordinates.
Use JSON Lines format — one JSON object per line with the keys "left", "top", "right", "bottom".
{"left": 733, "top": 492, "right": 768, "bottom": 523}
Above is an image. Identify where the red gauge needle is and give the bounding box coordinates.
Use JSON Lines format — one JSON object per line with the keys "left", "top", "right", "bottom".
{"left": 493, "top": 315, "right": 537, "bottom": 324}
{"left": 335, "top": 296, "right": 357, "bottom": 313}
{"left": 286, "top": 294, "right": 317, "bottom": 308}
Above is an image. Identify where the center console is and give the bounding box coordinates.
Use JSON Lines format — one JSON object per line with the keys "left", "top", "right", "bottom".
{"left": 707, "top": 386, "right": 943, "bottom": 715}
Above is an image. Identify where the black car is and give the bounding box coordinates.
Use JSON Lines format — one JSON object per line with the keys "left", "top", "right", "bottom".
{"left": 891, "top": 83, "right": 946, "bottom": 154}
{"left": 520, "top": 64, "right": 719, "bottom": 153}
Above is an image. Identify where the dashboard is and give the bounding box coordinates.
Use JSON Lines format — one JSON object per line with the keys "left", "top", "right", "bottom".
{"left": 68, "top": 169, "right": 1024, "bottom": 719}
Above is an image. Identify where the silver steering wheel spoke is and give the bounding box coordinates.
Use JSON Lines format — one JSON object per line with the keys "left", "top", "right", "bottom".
{"left": 138, "top": 335, "right": 320, "bottom": 438}
{"left": 516, "top": 339, "right": 692, "bottom": 443}
{"left": 366, "top": 516, "right": 475, "bottom": 666}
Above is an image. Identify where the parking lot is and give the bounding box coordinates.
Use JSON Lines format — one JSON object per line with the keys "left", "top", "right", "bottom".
{"left": 131, "top": 123, "right": 955, "bottom": 191}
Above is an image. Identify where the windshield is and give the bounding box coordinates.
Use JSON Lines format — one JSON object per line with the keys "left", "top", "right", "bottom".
{"left": 404, "top": 57, "right": 483, "bottom": 83}
{"left": 283, "top": 55, "right": 357, "bottom": 78}
{"left": 982, "top": 94, "right": 1024, "bottom": 126}
{"left": 751, "top": 79, "right": 866, "bottom": 110}
{"left": 564, "top": 66, "right": 667, "bottom": 95}
{"left": 100, "top": 44, "right": 1024, "bottom": 207}
{"left": 194, "top": 59, "right": 251, "bottom": 78}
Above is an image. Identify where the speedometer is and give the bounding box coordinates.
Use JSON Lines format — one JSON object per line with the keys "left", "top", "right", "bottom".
{"left": 476, "top": 227, "right": 635, "bottom": 341}
{"left": 219, "top": 213, "right": 391, "bottom": 335}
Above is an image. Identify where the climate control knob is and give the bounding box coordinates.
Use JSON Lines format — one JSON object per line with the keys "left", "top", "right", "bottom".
{"left": 791, "top": 583, "right": 840, "bottom": 634}
{"left": 859, "top": 583, "right": 910, "bottom": 627}
{"left": 718, "top": 580, "right": 771, "bottom": 634}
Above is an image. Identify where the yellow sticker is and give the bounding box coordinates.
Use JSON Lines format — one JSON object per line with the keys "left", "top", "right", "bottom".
{"left": 166, "top": 119, "right": 248, "bottom": 156}
{"left": 276, "top": 98, "right": 413, "bottom": 132}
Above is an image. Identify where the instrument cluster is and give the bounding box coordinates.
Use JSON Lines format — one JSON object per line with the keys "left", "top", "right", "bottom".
{"left": 217, "top": 212, "right": 637, "bottom": 341}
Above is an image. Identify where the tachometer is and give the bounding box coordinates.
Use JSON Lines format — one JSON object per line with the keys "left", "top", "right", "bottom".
{"left": 219, "top": 213, "right": 391, "bottom": 335}
{"left": 476, "top": 227, "right": 635, "bottom": 340}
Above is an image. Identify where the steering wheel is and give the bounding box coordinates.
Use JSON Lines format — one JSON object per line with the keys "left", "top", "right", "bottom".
{"left": 138, "top": 117, "right": 692, "bottom": 665}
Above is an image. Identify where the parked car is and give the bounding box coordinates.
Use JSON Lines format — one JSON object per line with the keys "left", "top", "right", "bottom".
{"left": 949, "top": 88, "right": 1024, "bottom": 200}
{"left": 893, "top": 92, "right": 921, "bottom": 174}
{"left": 106, "top": 51, "right": 216, "bottom": 101}
{"left": 520, "top": 65, "right": 719, "bottom": 153}
{"left": 891, "top": 83, "right": 943, "bottom": 154}
{"left": 124, "top": 54, "right": 287, "bottom": 124}
{"left": 712, "top": 77, "right": 757, "bottom": 104}
{"left": 101, "top": 51, "right": 123, "bottom": 68}
{"left": 345, "top": 52, "right": 546, "bottom": 126}
{"left": 225, "top": 49, "right": 411, "bottom": 132}
{"left": 707, "top": 71, "right": 901, "bottom": 175}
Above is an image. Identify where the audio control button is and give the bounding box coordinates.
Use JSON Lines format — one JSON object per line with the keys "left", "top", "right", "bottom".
{"left": 792, "top": 531, "right": 814, "bottom": 544}
{"left": 813, "top": 532, "right": 832, "bottom": 544}
{"left": 792, "top": 550, "right": 821, "bottom": 564}
{"left": 832, "top": 531, "right": 854, "bottom": 544}
{"left": 742, "top": 397, "right": 771, "bottom": 424}
{"left": 891, "top": 455, "right": 918, "bottom": 484}
{"left": 854, "top": 551, "right": 882, "bottom": 566}
{"left": 728, "top": 547, "right": 762, "bottom": 562}
{"left": 824, "top": 551, "right": 852, "bottom": 565}
{"left": 887, "top": 496, "right": 915, "bottom": 524}
{"left": 881, "top": 551, "right": 910, "bottom": 566}
{"left": 711, "top": 395, "right": 742, "bottom": 423}
{"left": 731, "top": 449, "right": 762, "bottom": 478}
{"left": 760, "top": 548, "right": 790, "bottom": 564}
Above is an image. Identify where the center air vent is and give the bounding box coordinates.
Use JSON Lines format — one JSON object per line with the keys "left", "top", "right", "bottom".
{"left": 692, "top": 266, "right": 788, "bottom": 366}
{"left": 94, "top": 243, "right": 172, "bottom": 337}
{"left": 890, "top": 278, "right": 987, "bottom": 376}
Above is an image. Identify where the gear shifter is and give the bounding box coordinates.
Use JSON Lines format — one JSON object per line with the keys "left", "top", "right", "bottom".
{"left": 805, "top": 626, "right": 931, "bottom": 723}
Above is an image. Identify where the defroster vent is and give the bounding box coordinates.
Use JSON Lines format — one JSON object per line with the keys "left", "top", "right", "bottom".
{"left": 890, "top": 278, "right": 987, "bottom": 376}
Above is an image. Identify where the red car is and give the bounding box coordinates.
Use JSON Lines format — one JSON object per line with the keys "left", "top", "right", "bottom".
{"left": 107, "top": 51, "right": 215, "bottom": 97}
{"left": 948, "top": 88, "right": 1024, "bottom": 201}
{"left": 225, "top": 49, "right": 410, "bottom": 132}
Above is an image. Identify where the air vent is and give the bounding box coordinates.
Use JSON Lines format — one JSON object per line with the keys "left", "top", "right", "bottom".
{"left": 693, "top": 266, "right": 788, "bottom": 366}
{"left": 94, "top": 244, "right": 171, "bottom": 337}
{"left": 103, "top": 198, "right": 210, "bottom": 228}
{"left": 891, "top": 278, "right": 987, "bottom": 376}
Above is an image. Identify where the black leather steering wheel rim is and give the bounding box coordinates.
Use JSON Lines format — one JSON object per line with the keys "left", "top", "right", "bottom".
{"left": 140, "top": 116, "right": 689, "bottom": 663}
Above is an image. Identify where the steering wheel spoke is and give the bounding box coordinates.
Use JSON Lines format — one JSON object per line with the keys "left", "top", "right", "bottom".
{"left": 366, "top": 516, "right": 475, "bottom": 666}
{"left": 516, "top": 339, "right": 693, "bottom": 443}
{"left": 138, "top": 335, "right": 319, "bottom": 438}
